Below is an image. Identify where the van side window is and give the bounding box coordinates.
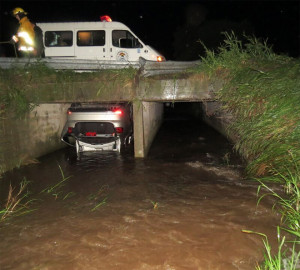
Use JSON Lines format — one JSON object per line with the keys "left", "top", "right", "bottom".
{"left": 112, "top": 30, "right": 143, "bottom": 49}
{"left": 45, "top": 31, "right": 73, "bottom": 47}
{"left": 77, "top": 31, "right": 105, "bottom": 46}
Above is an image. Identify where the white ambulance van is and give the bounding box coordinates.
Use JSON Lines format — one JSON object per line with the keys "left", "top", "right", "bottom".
{"left": 36, "top": 16, "right": 165, "bottom": 63}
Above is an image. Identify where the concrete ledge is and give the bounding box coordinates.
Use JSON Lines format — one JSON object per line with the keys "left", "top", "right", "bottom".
{"left": 133, "top": 101, "right": 163, "bottom": 158}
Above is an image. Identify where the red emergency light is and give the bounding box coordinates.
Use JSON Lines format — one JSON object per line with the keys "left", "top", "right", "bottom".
{"left": 100, "top": 15, "right": 112, "bottom": 22}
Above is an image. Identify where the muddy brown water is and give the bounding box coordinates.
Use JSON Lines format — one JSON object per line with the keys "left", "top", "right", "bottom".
{"left": 0, "top": 117, "right": 281, "bottom": 270}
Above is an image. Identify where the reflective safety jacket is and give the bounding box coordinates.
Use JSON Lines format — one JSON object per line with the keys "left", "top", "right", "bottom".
{"left": 16, "top": 16, "right": 35, "bottom": 52}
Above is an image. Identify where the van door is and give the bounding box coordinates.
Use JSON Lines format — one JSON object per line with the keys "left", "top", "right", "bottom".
{"left": 109, "top": 30, "right": 146, "bottom": 62}
{"left": 75, "top": 29, "right": 108, "bottom": 60}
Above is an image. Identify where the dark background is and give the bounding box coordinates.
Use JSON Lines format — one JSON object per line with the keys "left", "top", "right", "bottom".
{"left": 0, "top": 0, "right": 299, "bottom": 60}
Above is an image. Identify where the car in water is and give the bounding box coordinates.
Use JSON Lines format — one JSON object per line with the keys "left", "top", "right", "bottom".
{"left": 60, "top": 102, "right": 133, "bottom": 156}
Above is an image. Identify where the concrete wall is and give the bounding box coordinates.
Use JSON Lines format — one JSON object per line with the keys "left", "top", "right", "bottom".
{"left": 133, "top": 102, "right": 164, "bottom": 158}
{"left": 0, "top": 101, "right": 164, "bottom": 174}
{"left": 201, "top": 101, "right": 234, "bottom": 141}
{"left": 0, "top": 103, "right": 70, "bottom": 174}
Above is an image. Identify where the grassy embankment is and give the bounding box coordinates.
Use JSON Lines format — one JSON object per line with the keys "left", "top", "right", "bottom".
{"left": 194, "top": 32, "right": 300, "bottom": 269}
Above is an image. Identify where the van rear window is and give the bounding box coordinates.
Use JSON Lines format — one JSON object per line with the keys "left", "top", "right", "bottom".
{"left": 77, "top": 31, "right": 105, "bottom": 46}
{"left": 45, "top": 31, "right": 73, "bottom": 47}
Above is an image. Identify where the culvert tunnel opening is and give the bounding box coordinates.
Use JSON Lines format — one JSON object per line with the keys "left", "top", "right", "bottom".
{"left": 163, "top": 102, "right": 203, "bottom": 121}
{"left": 147, "top": 102, "right": 242, "bottom": 167}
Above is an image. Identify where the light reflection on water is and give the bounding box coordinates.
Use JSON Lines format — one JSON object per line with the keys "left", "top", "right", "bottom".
{"left": 0, "top": 119, "right": 280, "bottom": 270}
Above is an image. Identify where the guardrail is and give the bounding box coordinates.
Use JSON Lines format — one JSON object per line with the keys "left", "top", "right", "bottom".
{"left": 0, "top": 57, "right": 201, "bottom": 77}
{"left": 139, "top": 58, "right": 201, "bottom": 77}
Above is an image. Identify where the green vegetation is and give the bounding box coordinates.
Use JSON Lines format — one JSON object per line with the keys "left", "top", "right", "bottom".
{"left": 196, "top": 32, "right": 300, "bottom": 269}
{"left": 257, "top": 156, "right": 300, "bottom": 234}
{"left": 0, "top": 164, "right": 109, "bottom": 224}
{"left": 0, "top": 165, "right": 73, "bottom": 223}
{"left": 0, "top": 62, "right": 56, "bottom": 118}
{"left": 88, "top": 184, "right": 109, "bottom": 211}
{"left": 197, "top": 32, "right": 300, "bottom": 178}
{"left": 150, "top": 200, "right": 159, "bottom": 209}
{"left": 243, "top": 227, "right": 300, "bottom": 270}
{"left": 0, "top": 62, "right": 137, "bottom": 118}
{"left": 41, "top": 164, "right": 73, "bottom": 200}
{"left": 90, "top": 197, "right": 107, "bottom": 212}
{"left": 0, "top": 178, "right": 36, "bottom": 222}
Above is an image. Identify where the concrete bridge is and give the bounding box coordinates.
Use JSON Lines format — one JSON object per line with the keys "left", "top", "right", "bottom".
{"left": 0, "top": 58, "right": 227, "bottom": 173}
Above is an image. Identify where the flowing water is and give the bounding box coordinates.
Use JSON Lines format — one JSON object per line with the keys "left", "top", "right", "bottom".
{"left": 0, "top": 114, "right": 281, "bottom": 270}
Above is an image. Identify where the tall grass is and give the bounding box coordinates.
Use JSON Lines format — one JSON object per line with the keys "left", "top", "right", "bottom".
{"left": 243, "top": 227, "right": 300, "bottom": 270}
{"left": 0, "top": 165, "right": 73, "bottom": 224}
{"left": 257, "top": 155, "right": 300, "bottom": 233}
{"left": 0, "top": 178, "right": 36, "bottom": 222}
{"left": 196, "top": 32, "right": 300, "bottom": 269}
{"left": 255, "top": 176, "right": 300, "bottom": 269}
{"left": 197, "top": 32, "right": 300, "bottom": 178}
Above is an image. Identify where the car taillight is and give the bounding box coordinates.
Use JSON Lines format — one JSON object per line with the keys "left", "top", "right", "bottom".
{"left": 67, "top": 109, "right": 72, "bottom": 115}
{"left": 67, "top": 127, "right": 73, "bottom": 133}
{"left": 113, "top": 109, "right": 123, "bottom": 115}
{"left": 116, "top": 127, "right": 123, "bottom": 133}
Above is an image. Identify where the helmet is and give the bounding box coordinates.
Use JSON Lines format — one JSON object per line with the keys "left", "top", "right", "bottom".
{"left": 12, "top": 7, "right": 27, "bottom": 16}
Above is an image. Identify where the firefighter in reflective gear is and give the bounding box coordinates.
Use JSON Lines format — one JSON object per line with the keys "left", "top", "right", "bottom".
{"left": 12, "top": 7, "right": 36, "bottom": 57}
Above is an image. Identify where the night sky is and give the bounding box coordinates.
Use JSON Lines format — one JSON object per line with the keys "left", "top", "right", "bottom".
{"left": 0, "top": 0, "right": 299, "bottom": 60}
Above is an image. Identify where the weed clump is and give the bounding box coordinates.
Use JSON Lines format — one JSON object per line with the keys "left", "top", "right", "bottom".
{"left": 0, "top": 178, "right": 36, "bottom": 222}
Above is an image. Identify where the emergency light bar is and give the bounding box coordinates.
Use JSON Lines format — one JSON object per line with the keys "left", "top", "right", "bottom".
{"left": 100, "top": 15, "right": 112, "bottom": 22}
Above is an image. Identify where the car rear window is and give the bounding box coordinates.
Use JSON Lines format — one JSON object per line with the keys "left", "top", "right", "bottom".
{"left": 73, "top": 122, "right": 115, "bottom": 135}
